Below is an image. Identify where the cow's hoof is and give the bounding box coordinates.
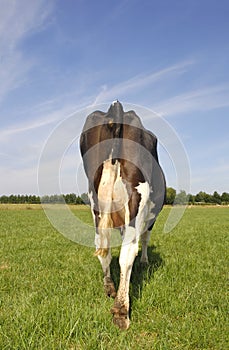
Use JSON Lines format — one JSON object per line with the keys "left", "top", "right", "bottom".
{"left": 113, "top": 314, "right": 130, "bottom": 330}
{"left": 140, "top": 256, "right": 149, "bottom": 264}
{"left": 111, "top": 302, "right": 130, "bottom": 330}
{"left": 104, "top": 277, "right": 116, "bottom": 298}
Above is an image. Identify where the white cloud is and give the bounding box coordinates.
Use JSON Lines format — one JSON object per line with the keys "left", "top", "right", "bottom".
{"left": 154, "top": 83, "right": 229, "bottom": 116}
{"left": 0, "top": 0, "right": 53, "bottom": 51}
{"left": 0, "top": 101, "right": 81, "bottom": 142}
{"left": 0, "top": 99, "right": 89, "bottom": 194}
{"left": 92, "top": 59, "right": 229, "bottom": 118}
{"left": 93, "top": 59, "right": 195, "bottom": 104}
{"left": 0, "top": 113, "right": 53, "bottom": 140}
{"left": 0, "top": 0, "right": 54, "bottom": 104}
{"left": 0, "top": 101, "right": 79, "bottom": 196}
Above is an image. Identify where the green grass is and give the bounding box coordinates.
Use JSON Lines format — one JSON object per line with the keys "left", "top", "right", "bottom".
{"left": 0, "top": 206, "right": 228, "bottom": 349}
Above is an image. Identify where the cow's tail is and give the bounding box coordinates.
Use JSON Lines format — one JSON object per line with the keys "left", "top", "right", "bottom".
{"left": 106, "top": 101, "right": 124, "bottom": 163}
{"left": 107, "top": 100, "right": 123, "bottom": 133}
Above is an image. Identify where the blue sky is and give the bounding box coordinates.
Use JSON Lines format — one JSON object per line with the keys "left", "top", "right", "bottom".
{"left": 0, "top": 0, "right": 229, "bottom": 196}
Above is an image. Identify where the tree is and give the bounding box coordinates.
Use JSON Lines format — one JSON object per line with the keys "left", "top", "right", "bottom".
{"left": 174, "top": 190, "right": 188, "bottom": 205}
{"left": 188, "top": 194, "right": 194, "bottom": 204}
{"left": 221, "top": 192, "right": 229, "bottom": 203}
{"left": 41, "top": 195, "right": 50, "bottom": 203}
{"left": 195, "top": 191, "right": 207, "bottom": 203}
{"left": 0, "top": 195, "right": 8, "bottom": 203}
{"left": 76, "top": 196, "right": 84, "bottom": 204}
{"left": 9, "top": 194, "right": 17, "bottom": 203}
{"left": 80, "top": 193, "right": 90, "bottom": 205}
{"left": 166, "top": 187, "right": 176, "bottom": 205}
{"left": 212, "top": 191, "right": 221, "bottom": 205}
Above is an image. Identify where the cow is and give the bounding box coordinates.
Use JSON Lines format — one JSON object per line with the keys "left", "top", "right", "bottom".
{"left": 80, "top": 101, "right": 166, "bottom": 329}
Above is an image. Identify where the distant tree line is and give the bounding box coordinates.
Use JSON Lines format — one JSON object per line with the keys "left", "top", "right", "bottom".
{"left": 40, "top": 193, "right": 89, "bottom": 204}
{"left": 166, "top": 187, "right": 229, "bottom": 205}
{"left": 0, "top": 194, "right": 41, "bottom": 204}
{"left": 0, "top": 193, "right": 88, "bottom": 205}
{"left": 0, "top": 189, "right": 228, "bottom": 205}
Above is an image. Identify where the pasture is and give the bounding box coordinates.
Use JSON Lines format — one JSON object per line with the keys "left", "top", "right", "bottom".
{"left": 0, "top": 205, "right": 228, "bottom": 349}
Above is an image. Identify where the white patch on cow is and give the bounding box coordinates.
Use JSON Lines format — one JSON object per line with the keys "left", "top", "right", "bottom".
{"left": 98, "top": 158, "right": 129, "bottom": 223}
{"left": 112, "top": 162, "right": 130, "bottom": 225}
{"left": 119, "top": 228, "right": 139, "bottom": 283}
{"left": 134, "top": 182, "right": 156, "bottom": 264}
{"left": 135, "top": 182, "right": 155, "bottom": 237}
{"left": 98, "top": 158, "right": 116, "bottom": 213}
{"left": 115, "top": 225, "right": 139, "bottom": 327}
{"left": 135, "top": 182, "right": 150, "bottom": 211}
{"left": 119, "top": 225, "right": 138, "bottom": 273}
{"left": 97, "top": 158, "right": 129, "bottom": 250}
{"left": 88, "top": 191, "right": 96, "bottom": 224}
{"left": 95, "top": 233, "right": 112, "bottom": 273}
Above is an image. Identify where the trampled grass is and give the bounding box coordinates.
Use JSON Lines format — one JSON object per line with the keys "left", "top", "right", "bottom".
{"left": 0, "top": 206, "right": 228, "bottom": 349}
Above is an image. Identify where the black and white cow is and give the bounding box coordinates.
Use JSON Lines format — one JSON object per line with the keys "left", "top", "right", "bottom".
{"left": 80, "top": 101, "right": 165, "bottom": 329}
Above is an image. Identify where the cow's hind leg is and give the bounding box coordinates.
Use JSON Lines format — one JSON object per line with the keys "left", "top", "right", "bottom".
{"left": 97, "top": 250, "right": 116, "bottom": 298}
{"left": 111, "top": 226, "right": 139, "bottom": 330}
{"left": 140, "top": 230, "right": 151, "bottom": 264}
{"left": 95, "top": 233, "right": 116, "bottom": 298}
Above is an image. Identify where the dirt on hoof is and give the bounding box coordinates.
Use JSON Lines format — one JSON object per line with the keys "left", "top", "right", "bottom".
{"left": 112, "top": 314, "right": 130, "bottom": 330}
{"left": 104, "top": 277, "right": 116, "bottom": 298}
{"left": 111, "top": 302, "right": 130, "bottom": 330}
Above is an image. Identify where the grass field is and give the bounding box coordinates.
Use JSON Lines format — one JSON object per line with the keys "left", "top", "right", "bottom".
{"left": 0, "top": 205, "right": 228, "bottom": 349}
